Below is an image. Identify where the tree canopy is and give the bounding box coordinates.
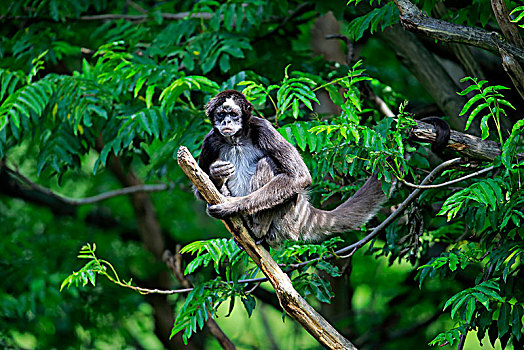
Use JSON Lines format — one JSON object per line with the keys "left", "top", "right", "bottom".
{"left": 0, "top": 0, "right": 523, "bottom": 349}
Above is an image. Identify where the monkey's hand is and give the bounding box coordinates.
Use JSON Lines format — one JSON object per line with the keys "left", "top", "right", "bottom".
{"left": 207, "top": 199, "right": 242, "bottom": 219}
{"left": 209, "top": 160, "right": 235, "bottom": 181}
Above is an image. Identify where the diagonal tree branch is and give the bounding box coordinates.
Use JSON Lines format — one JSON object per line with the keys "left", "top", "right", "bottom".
{"left": 392, "top": 0, "right": 524, "bottom": 63}
{"left": 177, "top": 146, "right": 357, "bottom": 350}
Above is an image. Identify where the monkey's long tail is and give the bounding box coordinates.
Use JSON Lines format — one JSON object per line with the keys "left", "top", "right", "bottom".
{"left": 305, "top": 175, "right": 386, "bottom": 239}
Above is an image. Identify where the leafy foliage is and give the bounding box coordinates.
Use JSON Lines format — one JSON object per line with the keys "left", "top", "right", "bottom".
{"left": 240, "top": 65, "right": 320, "bottom": 122}
{"left": 1, "top": 0, "right": 524, "bottom": 349}
{"left": 457, "top": 77, "right": 515, "bottom": 142}
{"left": 61, "top": 243, "right": 140, "bottom": 292}
{"left": 171, "top": 237, "right": 346, "bottom": 342}
{"left": 415, "top": 80, "right": 523, "bottom": 348}
{"left": 346, "top": 1, "right": 399, "bottom": 41}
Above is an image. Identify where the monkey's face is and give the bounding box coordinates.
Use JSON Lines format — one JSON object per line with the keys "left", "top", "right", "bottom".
{"left": 213, "top": 98, "right": 243, "bottom": 137}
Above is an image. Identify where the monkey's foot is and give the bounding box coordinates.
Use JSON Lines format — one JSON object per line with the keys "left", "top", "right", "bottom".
{"left": 207, "top": 201, "right": 239, "bottom": 219}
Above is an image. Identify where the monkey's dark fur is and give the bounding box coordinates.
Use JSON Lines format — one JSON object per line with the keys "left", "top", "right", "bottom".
{"left": 196, "top": 90, "right": 386, "bottom": 247}
{"left": 420, "top": 117, "right": 450, "bottom": 153}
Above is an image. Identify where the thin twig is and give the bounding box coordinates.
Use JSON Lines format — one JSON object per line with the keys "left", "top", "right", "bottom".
{"left": 125, "top": 276, "right": 270, "bottom": 295}
{"left": 0, "top": 12, "right": 215, "bottom": 22}
{"left": 245, "top": 281, "right": 263, "bottom": 294}
{"left": 457, "top": 333, "right": 467, "bottom": 350}
{"left": 336, "top": 158, "right": 462, "bottom": 255}
{"left": 5, "top": 165, "right": 170, "bottom": 205}
{"left": 399, "top": 165, "right": 495, "bottom": 189}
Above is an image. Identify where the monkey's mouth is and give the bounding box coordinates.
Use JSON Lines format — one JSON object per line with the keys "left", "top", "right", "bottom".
{"left": 220, "top": 127, "right": 238, "bottom": 136}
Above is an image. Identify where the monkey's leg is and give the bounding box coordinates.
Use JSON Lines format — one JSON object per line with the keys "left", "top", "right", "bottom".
{"left": 248, "top": 157, "right": 277, "bottom": 246}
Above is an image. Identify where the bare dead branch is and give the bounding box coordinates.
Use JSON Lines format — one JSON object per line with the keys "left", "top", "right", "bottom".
{"left": 4, "top": 164, "right": 170, "bottom": 206}
{"left": 176, "top": 146, "right": 357, "bottom": 350}
{"left": 498, "top": 45, "right": 524, "bottom": 101}
{"left": 489, "top": 0, "right": 524, "bottom": 100}
{"left": 362, "top": 86, "right": 512, "bottom": 161}
{"left": 399, "top": 165, "right": 495, "bottom": 189}
{"left": 0, "top": 12, "right": 215, "bottom": 22}
{"left": 79, "top": 12, "right": 213, "bottom": 21}
{"left": 393, "top": 0, "right": 524, "bottom": 63}
{"left": 410, "top": 120, "right": 505, "bottom": 160}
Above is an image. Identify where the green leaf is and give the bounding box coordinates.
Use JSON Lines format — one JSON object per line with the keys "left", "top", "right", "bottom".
{"left": 476, "top": 285, "right": 503, "bottom": 302}
{"left": 224, "top": 4, "right": 235, "bottom": 31}
{"left": 451, "top": 295, "right": 469, "bottom": 319}
{"left": 60, "top": 275, "right": 73, "bottom": 291}
{"left": 196, "top": 306, "right": 205, "bottom": 330}
{"left": 291, "top": 123, "right": 307, "bottom": 151}
{"left": 498, "top": 303, "right": 511, "bottom": 337}
{"left": 472, "top": 292, "right": 490, "bottom": 311}
{"left": 241, "top": 295, "right": 256, "bottom": 317}
{"left": 316, "top": 261, "right": 342, "bottom": 277}
{"left": 325, "top": 84, "right": 344, "bottom": 106}
{"left": 465, "top": 102, "right": 489, "bottom": 130}
{"left": 512, "top": 304, "right": 523, "bottom": 341}
{"left": 465, "top": 296, "right": 476, "bottom": 323}
{"left": 457, "top": 83, "right": 481, "bottom": 96}
{"left": 219, "top": 54, "right": 230, "bottom": 72}
{"left": 145, "top": 85, "right": 155, "bottom": 109}
{"left": 448, "top": 253, "right": 459, "bottom": 271}
{"left": 480, "top": 114, "right": 490, "bottom": 140}
{"left": 292, "top": 98, "right": 299, "bottom": 119}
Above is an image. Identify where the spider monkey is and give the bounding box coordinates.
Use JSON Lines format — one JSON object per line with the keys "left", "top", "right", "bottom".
{"left": 195, "top": 90, "right": 386, "bottom": 248}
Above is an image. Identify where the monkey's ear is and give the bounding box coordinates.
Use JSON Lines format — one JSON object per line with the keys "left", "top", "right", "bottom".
{"left": 238, "top": 94, "right": 253, "bottom": 118}
{"left": 205, "top": 95, "right": 221, "bottom": 118}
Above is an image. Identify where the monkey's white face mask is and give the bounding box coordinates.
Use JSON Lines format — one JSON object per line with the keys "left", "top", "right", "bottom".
{"left": 213, "top": 99, "right": 243, "bottom": 137}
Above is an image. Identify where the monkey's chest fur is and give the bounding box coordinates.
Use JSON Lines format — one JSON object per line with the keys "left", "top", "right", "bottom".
{"left": 219, "top": 140, "right": 263, "bottom": 197}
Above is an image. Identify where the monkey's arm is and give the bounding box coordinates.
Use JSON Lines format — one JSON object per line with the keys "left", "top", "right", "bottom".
{"left": 208, "top": 118, "right": 311, "bottom": 218}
